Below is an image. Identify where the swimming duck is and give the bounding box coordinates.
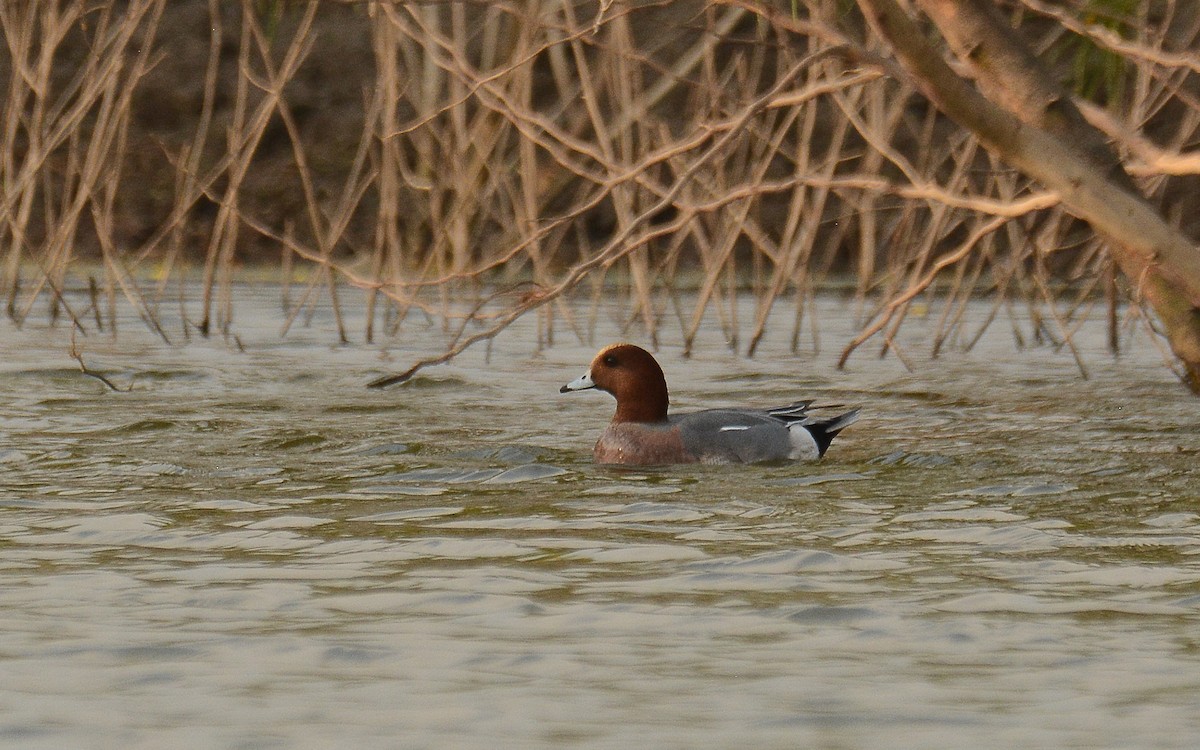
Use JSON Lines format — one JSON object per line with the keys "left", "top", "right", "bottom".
{"left": 560, "top": 343, "right": 859, "bottom": 465}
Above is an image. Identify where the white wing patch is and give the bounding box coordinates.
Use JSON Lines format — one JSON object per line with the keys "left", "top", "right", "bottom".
{"left": 719, "top": 425, "right": 752, "bottom": 432}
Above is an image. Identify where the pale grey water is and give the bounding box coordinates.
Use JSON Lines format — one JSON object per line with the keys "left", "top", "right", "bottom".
{"left": 1, "top": 286, "right": 1199, "bottom": 749}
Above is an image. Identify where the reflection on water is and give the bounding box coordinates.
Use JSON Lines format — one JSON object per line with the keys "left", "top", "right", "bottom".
{"left": 2, "top": 288, "right": 1199, "bottom": 748}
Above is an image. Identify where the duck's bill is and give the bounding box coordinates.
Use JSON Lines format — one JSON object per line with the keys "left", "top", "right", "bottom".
{"left": 560, "top": 371, "right": 595, "bottom": 393}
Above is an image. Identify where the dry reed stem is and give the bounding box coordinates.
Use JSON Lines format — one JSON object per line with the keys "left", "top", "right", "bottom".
{"left": 69, "top": 330, "right": 130, "bottom": 392}
{"left": 2, "top": 1, "right": 1195, "bottom": 385}
{"left": 367, "top": 45, "right": 837, "bottom": 386}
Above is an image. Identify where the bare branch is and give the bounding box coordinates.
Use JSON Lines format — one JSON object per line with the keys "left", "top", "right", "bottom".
{"left": 69, "top": 334, "right": 130, "bottom": 392}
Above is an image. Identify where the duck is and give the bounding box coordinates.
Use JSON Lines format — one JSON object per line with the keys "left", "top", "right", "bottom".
{"left": 560, "top": 343, "right": 859, "bottom": 465}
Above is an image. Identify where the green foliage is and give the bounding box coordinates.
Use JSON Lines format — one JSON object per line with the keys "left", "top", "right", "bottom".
{"left": 1059, "top": 0, "right": 1137, "bottom": 105}
{"left": 254, "top": 0, "right": 287, "bottom": 40}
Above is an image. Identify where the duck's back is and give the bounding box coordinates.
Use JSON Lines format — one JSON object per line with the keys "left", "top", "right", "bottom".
{"left": 673, "top": 403, "right": 860, "bottom": 464}
{"left": 672, "top": 409, "right": 815, "bottom": 464}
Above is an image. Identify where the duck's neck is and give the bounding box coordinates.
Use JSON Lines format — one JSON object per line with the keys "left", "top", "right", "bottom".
{"left": 612, "top": 382, "right": 669, "bottom": 424}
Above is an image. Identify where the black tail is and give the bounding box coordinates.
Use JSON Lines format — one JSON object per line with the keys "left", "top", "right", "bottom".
{"left": 805, "top": 409, "right": 861, "bottom": 457}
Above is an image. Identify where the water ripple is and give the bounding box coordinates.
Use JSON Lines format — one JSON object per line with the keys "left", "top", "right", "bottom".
{"left": 3, "top": 294, "right": 1200, "bottom": 748}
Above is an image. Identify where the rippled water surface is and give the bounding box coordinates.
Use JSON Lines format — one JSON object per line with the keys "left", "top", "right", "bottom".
{"left": 2, "top": 288, "right": 1199, "bottom": 748}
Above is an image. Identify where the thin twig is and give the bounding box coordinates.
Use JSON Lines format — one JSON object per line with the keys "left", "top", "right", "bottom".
{"left": 69, "top": 335, "right": 130, "bottom": 392}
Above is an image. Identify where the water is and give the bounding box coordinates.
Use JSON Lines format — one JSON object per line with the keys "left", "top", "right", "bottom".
{"left": 2, "top": 287, "right": 1199, "bottom": 748}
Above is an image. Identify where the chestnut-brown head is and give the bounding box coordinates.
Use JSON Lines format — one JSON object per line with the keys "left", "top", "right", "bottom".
{"left": 560, "top": 343, "right": 670, "bottom": 423}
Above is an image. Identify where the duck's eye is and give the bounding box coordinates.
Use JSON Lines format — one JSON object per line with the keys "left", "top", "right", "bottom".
{"left": 603, "top": 355, "right": 618, "bottom": 367}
